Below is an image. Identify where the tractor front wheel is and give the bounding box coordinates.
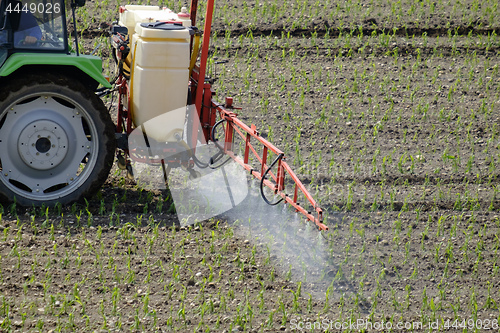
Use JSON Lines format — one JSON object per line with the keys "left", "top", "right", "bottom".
{"left": 0, "top": 74, "right": 115, "bottom": 206}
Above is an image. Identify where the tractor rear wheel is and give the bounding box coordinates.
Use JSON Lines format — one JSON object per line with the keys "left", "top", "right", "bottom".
{"left": 0, "top": 74, "right": 115, "bottom": 206}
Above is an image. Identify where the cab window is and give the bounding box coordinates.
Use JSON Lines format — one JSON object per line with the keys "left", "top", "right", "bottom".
{"left": 3, "top": 0, "right": 66, "bottom": 50}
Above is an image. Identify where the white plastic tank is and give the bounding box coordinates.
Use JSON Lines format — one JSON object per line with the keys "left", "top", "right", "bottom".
{"left": 131, "top": 22, "right": 191, "bottom": 142}
{"left": 119, "top": 5, "right": 192, "bottom": 36}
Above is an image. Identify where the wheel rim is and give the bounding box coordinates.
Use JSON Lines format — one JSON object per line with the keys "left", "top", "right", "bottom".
{"left": 0, "top": 92, "right": 100, "bottom": 202}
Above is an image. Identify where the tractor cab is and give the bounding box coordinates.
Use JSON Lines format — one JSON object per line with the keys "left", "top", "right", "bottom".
{"left": 0, "top": 0, "right": 68, "bottom": 65}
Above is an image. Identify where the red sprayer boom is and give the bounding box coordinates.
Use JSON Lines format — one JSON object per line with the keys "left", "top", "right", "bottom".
{"left": 189, "top": 0, "right": 327, "bottom": 231}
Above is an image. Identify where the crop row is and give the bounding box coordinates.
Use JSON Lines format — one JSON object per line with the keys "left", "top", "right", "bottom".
{"left": 208, "top": 33, "right": 500, "bottom": 211}
{"left": 0, "top": 212, "right": 329, "bottom": 331}
{"left": 1, "top": 200, "right": 499, "bottom": 331}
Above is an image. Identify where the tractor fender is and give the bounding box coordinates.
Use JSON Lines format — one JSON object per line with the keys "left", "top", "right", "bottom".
{"left": 0, "top": 53, "right": 111, "bottom": 89}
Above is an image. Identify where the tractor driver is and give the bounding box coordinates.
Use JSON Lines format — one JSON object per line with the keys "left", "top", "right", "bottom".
{"left": 0, "top": 1, "right": 42, "bottom": 46}
{"left": 13, "top": 9, "right": 42, "bottom": 45}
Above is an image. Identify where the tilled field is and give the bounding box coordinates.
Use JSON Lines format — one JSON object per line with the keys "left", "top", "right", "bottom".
{"left": 1, "top": 0, "right": 500, "bottom": 332}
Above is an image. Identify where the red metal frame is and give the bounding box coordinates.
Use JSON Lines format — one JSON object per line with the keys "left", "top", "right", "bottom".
{"left": 189, "top": 0, "right": 327, "bottom": 231}
{"left": 115, "top": 75, "right": 133, "bottom": 135}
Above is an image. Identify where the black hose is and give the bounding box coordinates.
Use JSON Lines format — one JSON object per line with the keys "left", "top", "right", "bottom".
{"left": 206, "top": 118, "right": 232, "bottom": 168}
{"left": 211, "top": 118, "right": 226, "bottom": 151}
{"left": 260, "top": 153, "right": 284, "bottom": 206}
{"left": 192, "top": 154, "right": 209, "bottom": 169}
{"left": 96, "top": 90, "right": 112, "bottom": 97}
{"left": 209, "top": 150, "right": 232, "bottom": 169}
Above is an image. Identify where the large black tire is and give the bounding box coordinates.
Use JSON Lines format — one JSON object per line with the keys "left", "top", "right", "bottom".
{"left": 0, "top": 74, "right": 115, "bottom": 206}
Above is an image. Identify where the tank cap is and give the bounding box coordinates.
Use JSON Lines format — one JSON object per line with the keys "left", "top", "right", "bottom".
{"left": 140, "top": 22, "right": 186, "bottom": 30}
{"left": 178, "top": 6, "right": 190, "bottom": 18}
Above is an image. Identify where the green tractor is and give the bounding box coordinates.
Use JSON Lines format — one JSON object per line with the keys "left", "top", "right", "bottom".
{"left": 0, "top": 0, "right": 115, "bottom": 206}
